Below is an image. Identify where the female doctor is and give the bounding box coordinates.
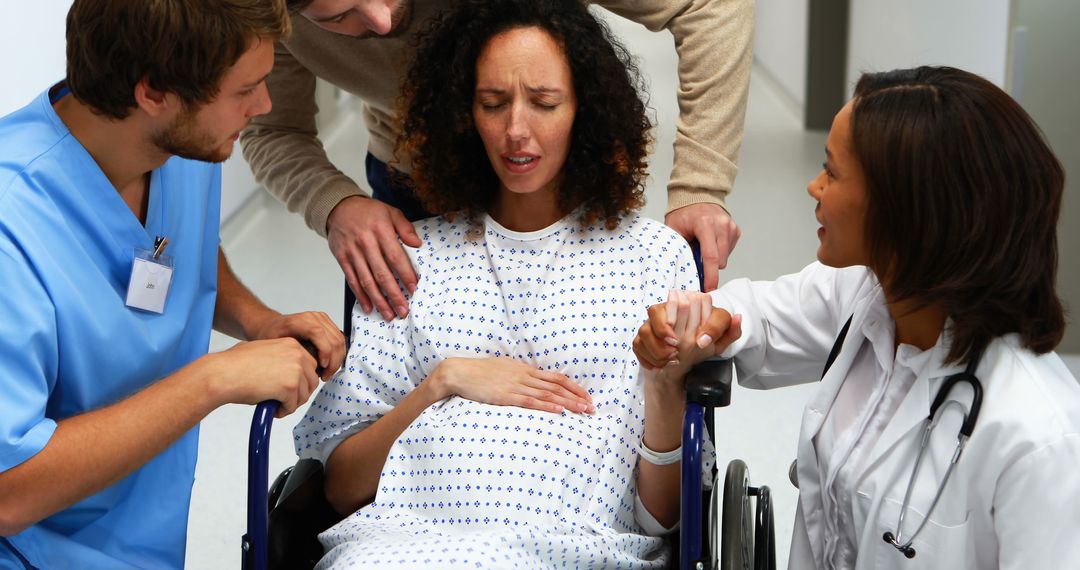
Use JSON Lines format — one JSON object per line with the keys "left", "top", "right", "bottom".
{"left": 634, "top": 66, "right": 1080, "bottom": 569}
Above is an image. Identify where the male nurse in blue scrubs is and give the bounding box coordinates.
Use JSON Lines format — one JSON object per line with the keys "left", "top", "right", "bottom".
{"left": 0, "top": 1, "right": 346, "bottom": 568}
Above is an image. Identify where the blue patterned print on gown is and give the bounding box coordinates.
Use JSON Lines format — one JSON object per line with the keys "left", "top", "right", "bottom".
{"left": 294, "top": 212, "right": 709, "bottom": 569}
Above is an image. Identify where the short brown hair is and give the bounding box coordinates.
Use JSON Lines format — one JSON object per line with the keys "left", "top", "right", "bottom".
{"left": 285, "top": 0, "right": 315, "bottom": 11}
{"left": 851, "top": 66, "right": 1065, "bottom": 364}
{"left": 66, "top": 0, "right": 291, "bottom": 119}
{"left": 398, "top": 0, "right": 651, "bottom": 230}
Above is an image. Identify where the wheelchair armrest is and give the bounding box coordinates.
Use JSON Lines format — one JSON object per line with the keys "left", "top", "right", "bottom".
{"left": 271, "top": 459, "right": 325, "bottom": 511}
{"left": 268, "top": 459, "right": 343, "bottom": 570}
{"left": 685, "top": 358, "right": 733, "bottom": 408}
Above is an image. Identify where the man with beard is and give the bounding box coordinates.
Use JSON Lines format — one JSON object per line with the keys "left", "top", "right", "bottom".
{"left": 241, "top": 0, "right": 753, "bottom": 322}
{"left": 0, "top": 1, "right": 344, "bottom": 567}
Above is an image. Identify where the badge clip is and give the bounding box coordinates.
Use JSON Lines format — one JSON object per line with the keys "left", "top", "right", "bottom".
{"left": 153, "top": 236, "right": 170, "bottom": 259}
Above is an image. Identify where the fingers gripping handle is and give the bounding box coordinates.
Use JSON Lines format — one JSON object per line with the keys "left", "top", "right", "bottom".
{"left": 300, "top": 339, "right": 326, "bottom": 377}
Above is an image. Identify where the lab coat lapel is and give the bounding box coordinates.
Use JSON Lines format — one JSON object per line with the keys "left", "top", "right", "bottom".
{"left": 799, "top": 306, "right": 876, "bottom": 461}
{"left": 861, "top": 371, "right": 932, "bottom": 476}
{"left": 796, "top": 312, "right": 866, "bottom": 565}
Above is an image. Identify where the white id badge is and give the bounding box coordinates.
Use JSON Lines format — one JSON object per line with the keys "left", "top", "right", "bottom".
{"left": 126, "top": 248, "right": 174, "bottom": 314}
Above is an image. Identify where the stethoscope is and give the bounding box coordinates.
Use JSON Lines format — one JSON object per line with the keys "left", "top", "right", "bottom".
{"left": 881, "top": 349, "right": 984, "bottom": 559}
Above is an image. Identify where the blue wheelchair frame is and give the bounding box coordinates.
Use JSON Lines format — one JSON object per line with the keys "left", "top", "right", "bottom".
{"left": 681, "top": 359, "right": 733, "bottom": 568}
{"left": 241, "top": 245, "right": 764, "bottom": 570}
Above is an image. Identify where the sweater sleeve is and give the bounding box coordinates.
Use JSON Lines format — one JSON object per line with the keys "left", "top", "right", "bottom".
{"left": 239, "top": 41, "right": 365, "bottom": 238}
{"left": 594, "top": 0, "right": 754, "bottom": 215}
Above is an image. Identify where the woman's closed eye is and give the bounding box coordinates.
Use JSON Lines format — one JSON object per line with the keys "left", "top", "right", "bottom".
{"left": 477, "top": 98, "right": 506, "bottom": 111}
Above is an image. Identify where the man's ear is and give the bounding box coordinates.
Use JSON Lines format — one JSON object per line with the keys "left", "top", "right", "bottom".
{"left": 133, "top": 76, "right": 177, "bottom": 118}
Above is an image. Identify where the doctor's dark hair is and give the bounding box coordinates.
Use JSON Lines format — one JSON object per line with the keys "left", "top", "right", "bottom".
{"left": 64, "top": 0, "right": 291, "bottom": 120}
{"left": 397, "top": 0, "right": 651, "bottom": 229}
{"left": 851, "top": 66, "right": 1065, "bottom": 364}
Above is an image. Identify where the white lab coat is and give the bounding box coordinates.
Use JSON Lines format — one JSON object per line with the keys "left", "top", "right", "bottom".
{"left": 712, "top": 262, "right": 1080, "bottom": 570}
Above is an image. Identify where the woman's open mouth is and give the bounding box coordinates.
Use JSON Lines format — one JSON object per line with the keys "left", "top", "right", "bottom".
{"left": 503, "top": 154, "right": 540, "bottom": 173}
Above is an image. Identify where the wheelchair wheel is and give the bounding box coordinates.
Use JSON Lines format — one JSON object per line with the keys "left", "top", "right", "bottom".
{"left": 720, "top": 459, "right": 754, "bottom": 570}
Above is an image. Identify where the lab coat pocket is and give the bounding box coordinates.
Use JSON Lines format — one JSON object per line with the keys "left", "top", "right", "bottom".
{"left": 857, "top": 491, "right": 975, "bottom": 569}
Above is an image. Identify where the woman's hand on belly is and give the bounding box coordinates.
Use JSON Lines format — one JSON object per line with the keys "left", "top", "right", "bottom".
{"left": 428, "top": 357, "right": 596, "bottom": 415}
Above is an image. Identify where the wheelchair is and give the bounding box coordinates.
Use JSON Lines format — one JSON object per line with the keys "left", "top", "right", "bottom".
{"left": 241, "top": 247, "right": 776, "bottom": 570}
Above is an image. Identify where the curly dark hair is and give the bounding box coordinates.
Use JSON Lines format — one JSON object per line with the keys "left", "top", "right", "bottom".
{"left": 397, "top": 0, "right": 651, "bottom": 229}
{"left": 852, "top": 66, "right": 1065, "bottom": 364}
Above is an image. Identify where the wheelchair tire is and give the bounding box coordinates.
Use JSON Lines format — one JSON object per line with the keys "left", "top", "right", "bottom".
{"left": 720, "top": 459, "right": 754, "bottom": 570}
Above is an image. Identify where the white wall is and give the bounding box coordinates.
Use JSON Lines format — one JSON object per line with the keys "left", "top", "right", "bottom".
{"left": 0, "top": 2, "right": 71, "bottom": 116}
{"left": 1010, "top": 0, "right": 1080, "bottom": 352}
{"left": 847, "top": 0, "right": 1011, "bottom": 95}
{"left": 0, "top": 2, "right": 259, "bottom": 224}
{"left": 593, "top": 7, "right": 680, "bottom": 223}
{"left": 219, "top": 153, "right": 261, "bottom": 223}
{"left": 752, "top": 0, "right": 809, "bottom": 111}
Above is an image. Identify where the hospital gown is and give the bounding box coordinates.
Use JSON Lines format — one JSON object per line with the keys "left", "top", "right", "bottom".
{"left": 294, "top": 212, "right": 705, "bottom": 569}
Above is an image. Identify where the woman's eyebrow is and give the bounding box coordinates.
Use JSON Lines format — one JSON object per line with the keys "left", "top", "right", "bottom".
{"left": 475, "top": 86, "right": 564, "bottom": 95}
{"left": 527, "top": 86, "right": 563, "bottom": 95}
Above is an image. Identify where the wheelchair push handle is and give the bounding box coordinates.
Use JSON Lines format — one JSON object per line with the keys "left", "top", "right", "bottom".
{"left": 244, "top": 339, "right": 320, "bottom": 570}
{"left": 253, "top": 339, "right": 323, "bottom": 420}
{"left": 244, "top": 400, "right": 277, "bottom": 570}
{"left": 249, "top": 339, "right": 320, "bottom": 439}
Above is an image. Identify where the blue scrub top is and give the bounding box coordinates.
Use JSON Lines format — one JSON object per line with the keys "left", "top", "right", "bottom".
{"left": 0, "top": 87, "right": 220, "bottom": 569}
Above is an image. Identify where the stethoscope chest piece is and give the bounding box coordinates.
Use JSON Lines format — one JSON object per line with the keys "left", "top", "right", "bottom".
{"left": 882, "top": 531, "right": 917, "bottom": 558}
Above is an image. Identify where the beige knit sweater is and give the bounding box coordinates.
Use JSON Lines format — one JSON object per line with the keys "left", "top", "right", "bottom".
{"left": 240, "top": 0, "right": 754, "bottom": 237}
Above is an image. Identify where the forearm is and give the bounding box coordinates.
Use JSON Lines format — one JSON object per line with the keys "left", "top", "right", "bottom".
{"left": 213, "top": 248, "right": 278, "bottom": 340}
{"left": 711, "top": 264, "right": 871, "bottom": 389}
{"left": 0, "top": 358, "right": 225, "bottom": 535}
{"left": 596, "top": 0, "right": 753, "bottom": 210}
{"left": 323, "top": 380, "right": 445, "bottom": 515}
{"left": 240, "top": 43, "right": 363, "bottom": 236}
{"left": 636, "top": 374, "right": 686, "bottom": 528}
{"left": 667, "top": 0, "right": 753, "bottom": 210}
{"left": 241, "top": 126, "right": 363, "bottom": 236}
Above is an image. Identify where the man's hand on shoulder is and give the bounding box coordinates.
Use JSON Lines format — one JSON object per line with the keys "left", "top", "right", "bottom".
{"left": 665, "top": 202, "right": 741, "bottom": 292}
{"left": 326, "top": 196, "right": 422, "bottom": 321}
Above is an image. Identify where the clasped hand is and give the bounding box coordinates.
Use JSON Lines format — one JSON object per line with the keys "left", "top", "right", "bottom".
{"left": 633, "top": 290, "right": 742, "bottom": 383}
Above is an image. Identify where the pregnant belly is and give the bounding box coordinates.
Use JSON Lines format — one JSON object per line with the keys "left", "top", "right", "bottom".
{"left": 371, "top": 397, "right": 641, "bottom": 531}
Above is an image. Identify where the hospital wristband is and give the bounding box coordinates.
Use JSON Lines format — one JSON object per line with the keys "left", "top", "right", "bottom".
{"left": 638, "top": 439, "right": 682, "bottom": 465}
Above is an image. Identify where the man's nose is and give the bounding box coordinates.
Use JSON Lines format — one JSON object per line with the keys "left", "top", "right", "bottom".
{"left": 250, "top": 83, "right": 272, "bottom": 117}
{"left": 358, "top": 2, "right": 393, "bottom": 35}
